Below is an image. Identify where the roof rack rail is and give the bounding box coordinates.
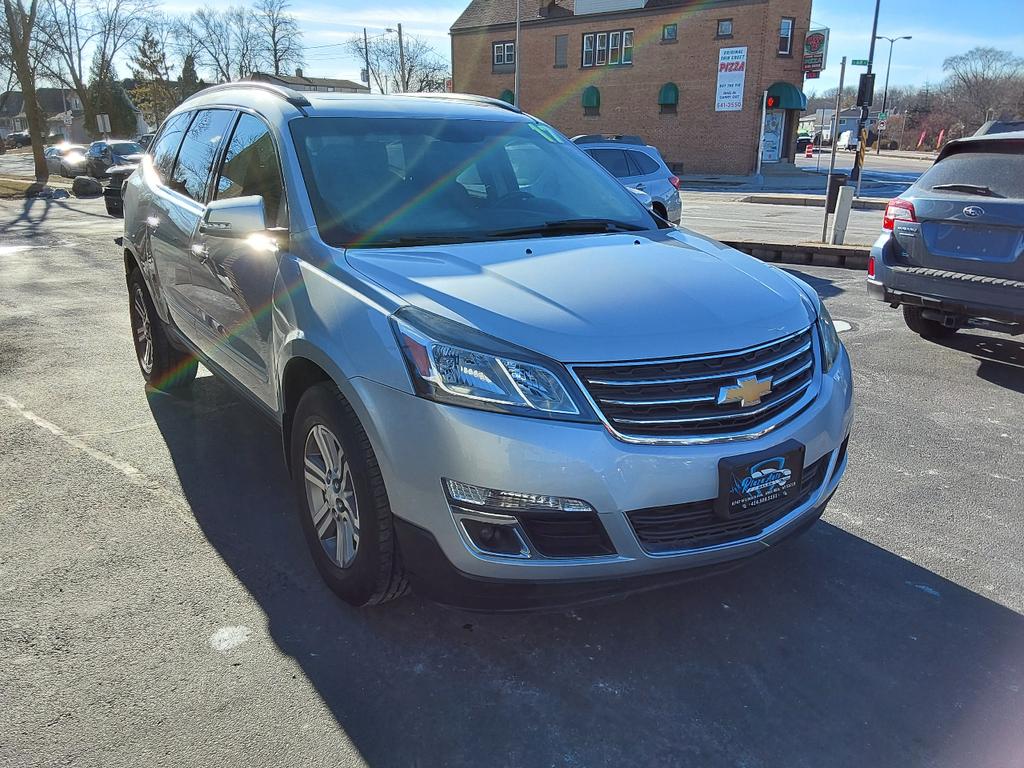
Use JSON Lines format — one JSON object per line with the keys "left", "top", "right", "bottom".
{"left": 183, "top": 81, "right": 311, "bottom": 110}
{"left": 402, "top": 92, "right": 522, "bottom": 113}
{"left": 570, "top": 134, "right": 646, "bottom": 146}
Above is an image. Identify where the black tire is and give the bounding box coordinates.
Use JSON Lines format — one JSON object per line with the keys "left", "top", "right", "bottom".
{"left": 290, "top": 382, "right": 408, "bottom": 607}
{"left": 127, "top": 267, "right": 198, "bottom": 390}
{"left": 902, "top": 305, "right": 957, "bottom": 339}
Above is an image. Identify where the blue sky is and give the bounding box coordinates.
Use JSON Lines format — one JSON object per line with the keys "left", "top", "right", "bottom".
{"left": 163, "top": 0, "right": 1023, "bottom": 92}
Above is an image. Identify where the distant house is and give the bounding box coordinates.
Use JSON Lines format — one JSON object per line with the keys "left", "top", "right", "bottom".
{"left": 250, "top": 69, "right": 369, "bottom": 93}
{"left": 0, "top": 88, "right": 88, "bottom": 143}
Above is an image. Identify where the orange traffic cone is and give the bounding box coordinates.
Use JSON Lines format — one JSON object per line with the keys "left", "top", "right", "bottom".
{"left": 804, "top": 142, "right": 814, "bottom": 158}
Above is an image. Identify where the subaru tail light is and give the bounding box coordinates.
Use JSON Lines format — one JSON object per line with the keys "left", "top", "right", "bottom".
{"left": 668, "top": 175, "right": 680, "bottom": 190}
{"left": 867, "top": 255, "right": 875, "bottom": 277}
{"left": 882, "top": 198, "right": 916, "bottom": 230}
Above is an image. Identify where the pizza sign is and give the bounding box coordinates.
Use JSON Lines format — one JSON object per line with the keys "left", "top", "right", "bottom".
{"left": 715, "top": 47, "right": 747, "bottom": 112}
{"left": 802, "top": 28, "right": 829, "bottom": 74}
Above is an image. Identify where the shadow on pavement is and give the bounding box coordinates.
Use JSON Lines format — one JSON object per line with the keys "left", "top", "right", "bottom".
{"left": 148, "top": 376, "right": 1024, "bottom": 767}
{"left": 936, "top": 332, "right": 1024, "bottom": 394}
{"left": 782, "top": 266, "right": 845, "bottom": 300}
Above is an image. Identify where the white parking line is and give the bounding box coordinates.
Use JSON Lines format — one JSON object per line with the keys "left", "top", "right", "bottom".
{"left": 0, "top": 393, "right": 198, "bottom": 530}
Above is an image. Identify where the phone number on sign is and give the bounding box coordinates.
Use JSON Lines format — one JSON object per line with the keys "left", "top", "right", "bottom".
{"left": 717, "top": 100, "right": 743, "bottom": 109}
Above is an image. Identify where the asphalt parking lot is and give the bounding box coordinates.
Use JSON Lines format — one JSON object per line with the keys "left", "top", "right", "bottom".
{"left": 1, "top": 197, "right": 1022, "bottom": 767}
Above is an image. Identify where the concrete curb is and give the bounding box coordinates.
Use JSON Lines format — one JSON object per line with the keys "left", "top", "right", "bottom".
{"left": 739, "top": 193, "right": 887, "bottom": 210}
{"left": 722, "top": 239, "right": 870, "bottom": 270}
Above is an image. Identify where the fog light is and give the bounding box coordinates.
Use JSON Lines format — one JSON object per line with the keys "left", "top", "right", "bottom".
{"left": 460, "top": 518, "right": 527, "bottom": 556}
{"left": 444, "top": 478, "right": 594, "bottom": 513}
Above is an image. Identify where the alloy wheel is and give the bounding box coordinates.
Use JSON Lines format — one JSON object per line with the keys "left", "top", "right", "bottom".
{"left": 131, "top": 285, "right": 154, "bottom": 375}
{"left": 303, "top": 423, "right": 360, "bottom": 568}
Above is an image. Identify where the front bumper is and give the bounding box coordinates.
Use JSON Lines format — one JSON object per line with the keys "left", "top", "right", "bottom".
{"left": 350, "top": 346, "right": 852, "bottom": 600}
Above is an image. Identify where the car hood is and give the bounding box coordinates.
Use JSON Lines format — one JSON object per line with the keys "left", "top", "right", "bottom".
{"left": 115, "top": 153, "right": 144, "bottom": 164}
{"left": 345, "top": 229, "right": 817, "bottom": 363}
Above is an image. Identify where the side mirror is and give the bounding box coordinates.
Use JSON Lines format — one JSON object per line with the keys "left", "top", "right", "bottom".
{"left": 200, "top": 196, "right": 266, "bottom": 238}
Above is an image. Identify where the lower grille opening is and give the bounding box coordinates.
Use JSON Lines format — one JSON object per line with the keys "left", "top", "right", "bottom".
{"left": 517, "top": 512, "right": 615, "bottom": 558}
{"left": 626, "top": 453, "right": 832, "bottom": 554}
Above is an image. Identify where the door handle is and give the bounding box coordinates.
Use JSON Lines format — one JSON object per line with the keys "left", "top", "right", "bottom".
{"left": 190, "top": 243, "right": 210, "bottom": 264}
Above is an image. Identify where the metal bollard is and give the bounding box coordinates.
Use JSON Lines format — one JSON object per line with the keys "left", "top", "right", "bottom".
{"left": 829, "top": 185, "right": 855, "bottom": 245}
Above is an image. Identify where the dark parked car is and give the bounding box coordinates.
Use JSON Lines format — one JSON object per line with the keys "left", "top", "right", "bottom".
{"left": 102, "top": 163, "right": 138, "bottom": 217}
{"left": 135, "top": 132, "right": 155, "bottom": 150}
{"left": 867, "top": 130, "right": 1024, "bottom": 339}
{"left": 5, "top": 131, "right": 32, "bottom": 148}
{"left": 796, "top": 134, "right": 813, "bottom": 153}
{"left": 86, "top": 139, "right": 144, "bottom": 178}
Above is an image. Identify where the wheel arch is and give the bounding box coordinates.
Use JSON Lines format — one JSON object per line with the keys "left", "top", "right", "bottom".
{"left": 278, "top": 340, "right": 372, "bottom": 476}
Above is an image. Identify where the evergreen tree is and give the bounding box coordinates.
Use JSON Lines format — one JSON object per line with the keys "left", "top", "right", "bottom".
{"left": 178, "top": 54, "right": 203, "bottom": 101}
{"left": 87, "top": 54, "right": 138, "bottom": 137}
{"left": 129, "top": 25, "right": 177, "bottom": 126}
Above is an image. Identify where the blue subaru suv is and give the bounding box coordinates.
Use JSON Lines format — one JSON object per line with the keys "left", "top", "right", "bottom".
{"left": 867, "top": 131, "right": 1024, "bottom": 339}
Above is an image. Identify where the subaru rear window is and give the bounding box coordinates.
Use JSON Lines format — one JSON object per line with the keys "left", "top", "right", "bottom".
{"left": 917, "top": 145, "right": 1024, "bottom": 199}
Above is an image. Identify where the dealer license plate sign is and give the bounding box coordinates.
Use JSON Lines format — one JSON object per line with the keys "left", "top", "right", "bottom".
{"left": 715, "top": 440, "right": 805, "bottom": 520}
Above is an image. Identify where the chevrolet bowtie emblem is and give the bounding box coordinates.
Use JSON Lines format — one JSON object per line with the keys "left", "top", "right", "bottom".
{"left": 718, "top": 375, "right": 773, "bottom": 408}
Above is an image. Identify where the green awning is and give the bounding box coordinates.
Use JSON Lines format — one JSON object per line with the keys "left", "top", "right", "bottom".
{"left": 499, "top": 89, "right": 515, "bottom": 104}
{"left": 582, "top": 85, "right": 601, "bottom": 109}
{"left": 658, "top": 82, "right": 679, "bottom": 106}
{"left": 766, "top": 81, "right": 807, "bottom": 110}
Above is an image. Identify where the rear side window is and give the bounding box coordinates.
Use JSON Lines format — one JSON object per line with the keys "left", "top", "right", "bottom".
{"left": 628, "top": 150, "right": 660, "bottom": 175}
{"left": 917, "top": 146, "right": 1024, "bottom": 199}
{"left": 169, "top": 109, "right": 234, "bottom": 202}
{"left": 588, "top": 148, "right": 631, "bottom": 178}
{"left": 150, "top": 112, "right": 193, "bottom": 182}
{"left": 214, "top": 113, "right": 286, "bottom": 227}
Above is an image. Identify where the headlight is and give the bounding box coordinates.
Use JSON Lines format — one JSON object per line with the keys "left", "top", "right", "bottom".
{"left": 390, "top": 306, "right": 595, "bottom": 421}
{"left": 817, "top": 301, "right": 842, "bottom": 371}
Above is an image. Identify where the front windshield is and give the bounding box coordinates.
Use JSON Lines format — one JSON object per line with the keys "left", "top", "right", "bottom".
{"left": 111, "top": 142, "right": 143, "bottom": 155}
{"left": 289, "top": 116, "right": 655, "bottom": 247}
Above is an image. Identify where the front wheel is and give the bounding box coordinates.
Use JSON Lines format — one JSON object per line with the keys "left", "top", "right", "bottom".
{"left": 290, "top": 383, "right": 408, "bottom": 607}
{"left": 127, "top": 268, "right": 198, "bottom": 390}
{"left": 902, "top": 305, "right": 957, "bottom": 339}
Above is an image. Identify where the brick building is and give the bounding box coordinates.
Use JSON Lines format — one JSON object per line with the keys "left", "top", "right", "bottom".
{"left": 450, "top": 0, "right": 812, "bottom": 174}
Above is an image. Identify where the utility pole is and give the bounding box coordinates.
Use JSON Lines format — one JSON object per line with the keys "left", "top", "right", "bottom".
{"left": 875, "top": 34, "right": 912, "bottom": 154}
{"left": 397, "top": 22, "right": 406, "bottom": 92}
{"left": 850, "top": 0, "right": 880, "bottom": 187}
{"left": 822, "top": 56, "right": 846, "bottom": 243}
{"left": 363, "top": 27, "right": 371, "bottom": 94}
{"left": 513, "top": 0, "right": 521, "bottom": 107}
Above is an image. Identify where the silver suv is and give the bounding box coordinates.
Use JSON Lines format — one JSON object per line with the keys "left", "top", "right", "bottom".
{"left": 572, "top": 134, "right": 682, "bottom": 224}
{"left": 121, "top": 84, "right": 852, "bottom": 609}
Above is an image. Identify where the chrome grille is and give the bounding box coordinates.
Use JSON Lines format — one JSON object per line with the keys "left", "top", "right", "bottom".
{"left": 573, "top": 327, "right": 817, "bottom": 440}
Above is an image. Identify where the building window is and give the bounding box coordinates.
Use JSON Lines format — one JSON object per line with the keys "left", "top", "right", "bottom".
{"left": 554, "top": 34, "right": 568, "bottom": 67}
{"left": 778, "top": 18, "right": 794, "bottom": 55}
{"left": 581, "top": 29, "right": 633, "bottom": 67}
{"left": 582, "top": 85, "right": 600, "bottom": 116}
{"left": 609, "top": 31, "right": 621, "bottom": 64}
{"left": 493, "top": 40, "right": 515, "bottom": 66}
{"left": 717, "top": 19, "right": 733, "bottom": 38}
{"left": 662, "top": 23, "right": 677, "bottom": 42}
{"left": 658, "top": 82, "right": 679, "bottom": 114}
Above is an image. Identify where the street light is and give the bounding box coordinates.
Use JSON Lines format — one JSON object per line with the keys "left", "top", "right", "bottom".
{"left": 875, "top": 34, "right": 912, "bottom": 153}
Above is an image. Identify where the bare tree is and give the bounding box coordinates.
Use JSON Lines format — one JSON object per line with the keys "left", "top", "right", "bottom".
{"left": 943, "top": 47, "right": 1024, "bottom": 129}
{"left": 177, "top": 5, "right": 266, "bottom": 82}
{"left": 40, "top": 0, "right": 153, "bottom": 123}
{"left": 347, "top": 32, "right": 448, "bottom": 94}
{"left": 3, "top": 0, "right": 47, "bottom": 182}
{"left": 254, "top": 0, "right": 302, "bottom": 77}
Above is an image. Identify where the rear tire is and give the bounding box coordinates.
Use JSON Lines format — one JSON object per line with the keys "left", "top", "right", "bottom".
{"left": 902, "top": 305, "right": 957, "bottom": 339}
{"left": 127, "top": 268, "right": 198, "bottom": 390}
{"left": 290, "top": 382, "right": 409, "bottom": 607}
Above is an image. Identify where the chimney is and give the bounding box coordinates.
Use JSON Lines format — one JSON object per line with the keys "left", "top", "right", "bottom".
{"left": 295, "top": 67, "right": 304, "bottom": 78}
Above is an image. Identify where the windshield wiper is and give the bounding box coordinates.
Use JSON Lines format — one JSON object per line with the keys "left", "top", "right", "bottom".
{"left": 485, "top": 218, "right": 647, "bottom": 239}
{"left": 930, "top": 183, "right": 1005, "bottom": 198}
